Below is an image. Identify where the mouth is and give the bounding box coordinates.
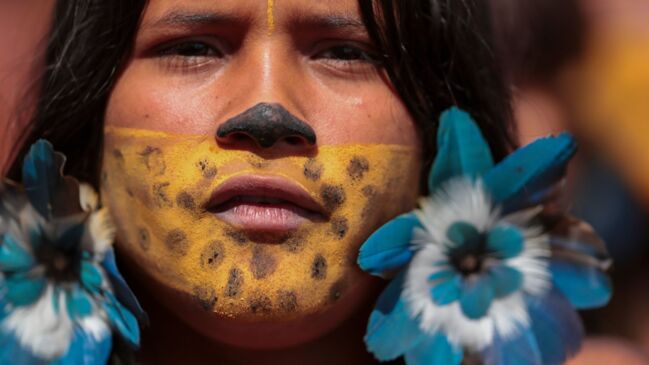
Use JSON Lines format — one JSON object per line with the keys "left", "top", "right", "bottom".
{"left": 204, "top": 175, "right": 327, "bottom": 232}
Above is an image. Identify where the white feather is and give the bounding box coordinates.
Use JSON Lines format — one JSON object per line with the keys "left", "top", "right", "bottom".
{"left": 403, "top": 178, "right": 551, "bottom": 350}
{"left": 85, "top": 208, "right": 115, "bottom": 255}
{"left": 79, "top": 183, "right": 99, "bottom": 213}
{"left": 79, "top": 314, "right": 110, "bottom": 341}
{"left": 2, "top": 284, "right": 74, "bottom": 359}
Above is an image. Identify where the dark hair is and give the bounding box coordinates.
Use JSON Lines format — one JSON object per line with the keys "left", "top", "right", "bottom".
{"left": 9, "top": 0, "right": 515, "bottom": 190}
{"left": 360, "top": 0, "right": 515, "bottom": 168}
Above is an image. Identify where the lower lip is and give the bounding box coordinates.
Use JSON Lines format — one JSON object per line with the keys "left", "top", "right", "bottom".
{"left": 213, "top": 202, "right": 321, "bottom": 232}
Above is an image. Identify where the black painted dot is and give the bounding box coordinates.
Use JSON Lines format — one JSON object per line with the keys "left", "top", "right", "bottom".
{"left": 139, "top": 146, "right": 166, "bottom": 176}
{"left": 281, "top": 233, "right": 306, "bottom": 253}
{"left": 249, "top": 294, "right": 272, "bottom": 314}
{"left": 303, "top": 158, "right": 323, "bottom": 181}
{"left": 201, "top": 241, "right": 225, "bottom": 270}
{"left": 311, "top": 254, "right": 327, "bottom": 280}
{"left": 330, "top": 217, "right": 349, "bottom": 240}
{"left": 278, "top": 290, "right": 298, "bottom": 312}
{"left": 250, "top": 246, "right": 277, "bottom": 279}
{"left": 176, "top": 191, "right": 196, "bottom": 210}
{"left": 361, "top": 185, "right": 379, "bottom": 219}
{"left": 137, "top": 227, "right": 150, "bottom": 251}
{"left": 320, "top": 184, "right": 346, "bottom": 211}
{"left": 112, "top": 149, "right": 124, "bottom": 162}
{"left": 225, "top": 267, "right": 244, "bottom": 298}
{"left": 328, "top": 279, "right": 348, "bottom": 303}
{"left": 193, "top": 285, "right": 217, "bottom": 311}
{"left": 347, "top": 156, "right": 370, "bottom": 181}
{"left": 362, "top": 185, "right": 378, "bottom": 198}
{"left": 153, "top": 182, "right": 173, "bottom": 208}
{"left": 225, "top": 229, "right": 248, "bottom": 246}
{"left": 165, "top": 229, "right": 189, "bottom": 256}
{"left": 197, "top": 159, "right": 218, "bottom": 179}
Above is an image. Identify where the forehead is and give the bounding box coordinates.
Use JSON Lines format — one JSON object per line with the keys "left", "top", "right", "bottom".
{"left": 141, "top": 0, "right": 364, "bottom": 28}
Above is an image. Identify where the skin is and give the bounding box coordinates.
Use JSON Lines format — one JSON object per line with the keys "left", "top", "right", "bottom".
{"left": 104, "top": 0, "right": 420, "bottom": 362}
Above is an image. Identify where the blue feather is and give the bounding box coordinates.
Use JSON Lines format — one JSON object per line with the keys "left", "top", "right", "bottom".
{"left": 482, "top": 134, "right": 576, "bottom": 210}
{"left": 486, "top": 225, "right": 524, "bottom": 259}
{"left": 488, "top": 265, "right": 523, "bottom": 298}
{"left": 101, "top": 249, "right": 146, "bottom": 321}
{"left": 80, "top": 261, "right": 103, "bottom": 294}
{"left": 548, "top": 216, "right": 610, "bottom": 263}
{"left": 365, "top": 271, "right": 424, "bottom": 361}
{"left": 103, "top": 292, "right": 140, "bottom": 347}
{"left": 459, "top": 276, "right": 494, "bottom": 320}
{"left": 446, "top": 221, "right": 480, "bottom": 249}
{"left": 550, "top": 260, "right": 612, "bottom": 309}
{"left": 404, "top": 333, "right": 463, "bottom": 365}
{"left": 21, "top": 140, "right": 82, "bottom": 220}
{"left": 51, "top": 327, "right": 112, "bottom": 365}
{"left": 482, "top": 328, "right": 543, "bottom": 365}
{"left": 0, "top": 234, "right": 35, "bottom": 272}
{"left": 358, "top": 213, "right": 421, "bottom": 276}
{"left": 65, "top": 286, "right": 93, "bottom": 319}
{"left": 526, "top": 289, "right": 584, "bottom": 365}
{"left": 21, "top": 140, "right": 60, "bottom": 220}
{"left": 5, "top": 275, "right": 46, "bottom": 307}
{"left": 0, "top": 330, "right": 48, "bottom": 365}
{"left": 430, "top": 274, "right": 462, "bottom": 305}
{"left": 429, "top": 107, "right": 494, "bottom": 191}
{"left": 549, "top": 236, "right": 608, "bottom": 262}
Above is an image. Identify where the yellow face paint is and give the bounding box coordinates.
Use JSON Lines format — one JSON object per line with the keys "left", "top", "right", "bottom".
{"left": 267, "top": 0, "right": 275, "bottom": 35}
{"left": 102, "top": 126, "right": 420, "bottom": 320}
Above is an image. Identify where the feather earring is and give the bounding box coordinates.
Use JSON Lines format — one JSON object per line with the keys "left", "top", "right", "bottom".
{"left": 358, "top": 107, "right": 612, "bottom": 365}
{"left": 0, "top": 140, "right": 145, "bottom": 365}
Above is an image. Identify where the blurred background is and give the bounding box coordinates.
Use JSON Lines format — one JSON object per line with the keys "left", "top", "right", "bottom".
{"left": 1, "top": 0, "right": 648, "bottom": 363}
{"left": 491, "top": 0, "right": 649, "bottom": 363}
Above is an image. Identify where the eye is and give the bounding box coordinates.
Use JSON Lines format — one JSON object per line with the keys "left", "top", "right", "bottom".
{"left": 155, "top": 39, "right": 227, "bottom": 70}
{"left": 315, "top": 44, "right": 382, "bottom": 65}
{"left": 164, "top": 42, "right": 218, "bottom": 57}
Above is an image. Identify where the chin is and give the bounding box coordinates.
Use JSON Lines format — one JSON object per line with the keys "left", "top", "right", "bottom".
{"left": 130, "top": 258, "right": 382, "bottom": 349}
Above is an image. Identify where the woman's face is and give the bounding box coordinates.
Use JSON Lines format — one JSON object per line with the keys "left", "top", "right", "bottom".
{"left": 103, "top": 0, "right": 421, "bottom": 348}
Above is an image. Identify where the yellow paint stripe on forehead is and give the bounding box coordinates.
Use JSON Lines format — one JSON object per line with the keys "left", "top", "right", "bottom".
{"left": 267, "top": 0, "right": 275, "bottom": 35}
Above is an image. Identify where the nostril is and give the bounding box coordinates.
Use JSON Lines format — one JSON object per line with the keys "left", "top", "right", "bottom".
{"left": 284, "top": 136, "right": 303, "bottom": 146}
{"left": 230, "top": 133, "right": 249, "bottom": 142}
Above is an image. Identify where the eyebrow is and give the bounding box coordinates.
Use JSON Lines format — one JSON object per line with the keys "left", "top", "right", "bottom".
{"left": 306, "top": 15, "right": 365, "bottom": 28}
{"left": 144, "top": 9, "right": 366, "bottom": 32}
{"left": 292, "top": 14, "right": 366, "bottom": 30}
{"left": 145, "top": 10, "right": 246, "bottom": 29}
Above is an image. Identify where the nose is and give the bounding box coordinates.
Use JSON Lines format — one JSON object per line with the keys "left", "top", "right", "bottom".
{"left": 216, "top": 103, "right": 316, "bottom": 149}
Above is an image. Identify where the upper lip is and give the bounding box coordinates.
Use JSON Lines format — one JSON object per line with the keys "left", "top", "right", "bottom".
{"left": 204, "top": 175, "right": 327, "bottom": 217}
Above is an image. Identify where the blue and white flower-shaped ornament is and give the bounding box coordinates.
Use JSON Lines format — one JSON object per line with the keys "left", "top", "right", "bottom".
{"left": 0, "top": 140, "right": 146, "bottom": 365}
{"left": 358, "top": 108, "right": 612, "bottom": 365}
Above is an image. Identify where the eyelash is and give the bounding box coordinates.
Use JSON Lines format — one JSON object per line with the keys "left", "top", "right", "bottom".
{"left": 155, "top": 39, "right": 227, "bottom": 70}
{"left": 313, "top": 44, "right": 382, "bottom": 66}
{"left": 153, "top": 40, "right": 382, "bottom": 72}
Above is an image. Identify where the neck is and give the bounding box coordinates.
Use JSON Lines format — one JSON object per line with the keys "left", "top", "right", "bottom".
{"left": 137, "top": 300, "right": 377, "bottom": 365}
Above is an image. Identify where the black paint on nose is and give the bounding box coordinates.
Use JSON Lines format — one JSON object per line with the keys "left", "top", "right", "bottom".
{"left": 216, "top": 103, "right": 316, "bottom": 148}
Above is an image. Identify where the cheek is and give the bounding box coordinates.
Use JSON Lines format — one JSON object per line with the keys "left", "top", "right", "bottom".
{"left": 105, "top": 64, "right": 215, "bottom": 134}
{"left": 305, "top": 77, "right": 419, "bottom": 147}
